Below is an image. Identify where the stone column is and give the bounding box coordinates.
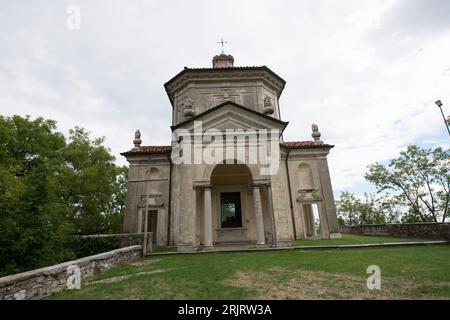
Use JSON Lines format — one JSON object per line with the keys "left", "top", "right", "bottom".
{"left": 252, "top": 185, "right": 266, "bottom": 245}
{"left": 309, "top": 205, "right": 317, "bottom": 236}
{"left": 192, "top": 187, "right": 197, "bottom": 248}
{"left": 137, "top": 209, "right": 142, "bottom": 233}
{"left": 203, "top": 186, "right": 213, "bottom": 247}
{"left": 266, "top": 184, "right": 277, "bottom": 247}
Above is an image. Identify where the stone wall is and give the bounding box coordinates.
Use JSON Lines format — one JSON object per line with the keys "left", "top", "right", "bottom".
{"left": 0, "top": 245, "right": 141, "bottom": 300}
{"left": 78, "top": 233, "right": 145, "bottom": 247}
{"left": 340, "top": 223, "right": 450, "bottom": 240}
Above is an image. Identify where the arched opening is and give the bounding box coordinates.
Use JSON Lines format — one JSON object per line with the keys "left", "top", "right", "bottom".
{"left": 211, "top": 164, "right": 252, "bottom": 231}
{"left": 196, "top": 162, "right": 272, "bottom": 248}
{"left": 211, "top": 164, "right": 252, "bottom": 186}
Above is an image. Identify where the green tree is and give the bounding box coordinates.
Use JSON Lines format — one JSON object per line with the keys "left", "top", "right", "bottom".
{"left": 0, "top": 115, "right": 71, "bottom": 274}
{"left": 105, "top": 165, "right": 128, "bottom": 234}
{"left": 365, "top": 145, "right": 449, "bottom": 222}
{"left": 336, "top": 192, "right": 388, "bottom": 225}
{"left": 336, "top": 192, "right": 359, "bottom": 225}
{"left": 59, "top": 127, "right": 122, "bottom": 234}
{"left": 0, "top": 115, "right": 127, "bottom": 275}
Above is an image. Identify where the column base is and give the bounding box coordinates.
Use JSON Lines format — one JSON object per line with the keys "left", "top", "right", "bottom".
{"left": 275, "top": 240, "right": 293, "bottom": 248}
{"left": 177, "top": 244, "right": 198, "bottom": 252}
{"left": 201, "top": 245, "right": 215, "bottom": 252}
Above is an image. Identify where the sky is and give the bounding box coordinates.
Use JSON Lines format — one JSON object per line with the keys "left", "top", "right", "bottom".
{"left": 0, "top": 0, "right": 449, "bottom": 196}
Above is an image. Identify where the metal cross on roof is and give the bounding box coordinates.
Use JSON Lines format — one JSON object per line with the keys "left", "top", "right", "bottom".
{"left": 217, "top": 37, "right": 227, "bottom": 53}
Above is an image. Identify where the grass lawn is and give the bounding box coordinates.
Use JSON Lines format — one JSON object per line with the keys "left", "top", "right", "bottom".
{"left": 293, "top": 234, "right": 433, "bottom": 246}
{"left": 49, "top": 244, "right": 450, "bottom": 300}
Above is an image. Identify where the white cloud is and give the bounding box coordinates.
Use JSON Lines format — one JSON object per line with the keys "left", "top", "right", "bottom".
{"left": 0, "top": 0, "right": 449, "bottom": 195}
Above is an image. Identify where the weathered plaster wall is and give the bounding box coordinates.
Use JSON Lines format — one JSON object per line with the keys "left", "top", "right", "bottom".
{"left": 286, "top": 147, "right": 339, "bottom": 239}
{"left": 123, "top": 154, "right": 171, "bottom": 246}
{"left": 173, "top": 81, "right": 281, "bottom": 125}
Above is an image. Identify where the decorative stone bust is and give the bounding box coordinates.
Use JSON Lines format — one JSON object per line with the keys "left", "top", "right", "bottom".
{"left": 133, "top": 129, "right": 142, "bottom": 147}
{"left": 263, "top": 96, "right": 274, "bottom": 115}
{"left": 183, "top": 98, "right": 195, "bottom": 118}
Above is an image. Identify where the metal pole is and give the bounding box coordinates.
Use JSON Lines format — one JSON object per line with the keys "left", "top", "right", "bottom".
{"left": 435, "top": 100, "right": 450, "bottom": 136}
{"left": 143, "top": 195, "right": 149, "bottom": 256}
{"left": 143, "top": 165, "right": 150, "bottom": 256}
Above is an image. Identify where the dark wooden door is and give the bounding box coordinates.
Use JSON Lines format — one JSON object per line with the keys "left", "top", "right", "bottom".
{"left": 147, "top": 210, "right": 157, "bottom": 243}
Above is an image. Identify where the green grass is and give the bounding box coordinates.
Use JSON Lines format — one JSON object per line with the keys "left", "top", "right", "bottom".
{"left": 49, "top": 243, "right": 450, "bottom": 300}
{"left": 151, "top": 246, "right": 177, "bottom": 253}
{"left": 293, "top": 234, "right": 433, "bottom": 246}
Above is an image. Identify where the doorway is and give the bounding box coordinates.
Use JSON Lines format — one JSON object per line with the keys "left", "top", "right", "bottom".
{"left": 220, "top": 192, "right": 243, "bottom": 228}
{"left": 147, "top": 210, "right": 158, "bottom": 243}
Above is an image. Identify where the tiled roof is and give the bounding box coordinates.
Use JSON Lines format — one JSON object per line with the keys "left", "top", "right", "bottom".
{"left": 164, "top": 66, "right": 286, "bottom": 87}
{"left": 121, "top": 140, "right": 333, "bottom": 157}
{"left": 282, "top": 141, "right": 334, "bottom": 149}
{"left": 120, "top": 146, "right": 172, "bottom": 156}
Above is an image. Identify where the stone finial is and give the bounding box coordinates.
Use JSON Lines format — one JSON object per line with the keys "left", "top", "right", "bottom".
{"left": 212, "top": 53, "right": 234, "bottom": 68}
{"left": 311, "top": 123, "right": 323, "bottom": 144}
{"left": 263, "top": 96, "right": 274, "bottom": 115}
{"left": 133, "top": 129, "right": 142, "bottom": 147}
{"left": 183, "top": 98, "right": 195, "bottom": 118}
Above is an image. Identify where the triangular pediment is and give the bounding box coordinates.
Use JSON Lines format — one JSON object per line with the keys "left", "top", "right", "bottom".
{"left": 171, "top": 101, "right": 288, "bottom": 133}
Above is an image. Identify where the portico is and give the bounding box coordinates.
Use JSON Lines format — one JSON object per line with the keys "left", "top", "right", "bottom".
{"left": 192, "top": 164, "right": 274, "bottom": 249}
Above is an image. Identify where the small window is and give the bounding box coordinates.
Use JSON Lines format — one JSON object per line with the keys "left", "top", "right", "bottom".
{"left": 220, "top": 192, "right": 242, "bottom": 228}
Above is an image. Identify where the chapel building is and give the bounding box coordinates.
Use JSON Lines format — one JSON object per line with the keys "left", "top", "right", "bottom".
{"left": 121, "top": 52, "right": 341, "bottom": 251}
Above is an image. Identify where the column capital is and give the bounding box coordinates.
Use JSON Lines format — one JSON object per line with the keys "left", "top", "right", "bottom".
{"left": 193, "top": 181, "right": 212, "bottom": 189}
{"left": 251, "top": 179, "right": 271, "bottom": 188}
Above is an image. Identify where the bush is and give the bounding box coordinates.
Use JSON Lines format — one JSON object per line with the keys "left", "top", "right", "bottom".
{"left": 68, "top": 236, "right": 122, "bottom": 258}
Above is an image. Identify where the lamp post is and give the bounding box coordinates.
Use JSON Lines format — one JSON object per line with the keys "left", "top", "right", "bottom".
{"left": 435, "top": 100, "right": 450, "bottom": 136}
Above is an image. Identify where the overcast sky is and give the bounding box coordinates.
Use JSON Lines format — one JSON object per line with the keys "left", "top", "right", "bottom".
{"left": 1, "top": 0, "right": 449, "bottom": 196}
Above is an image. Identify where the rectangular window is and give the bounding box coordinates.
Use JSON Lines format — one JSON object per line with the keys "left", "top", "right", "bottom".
{"left": 220, "top": 192, "right": 242, "bottom": 228}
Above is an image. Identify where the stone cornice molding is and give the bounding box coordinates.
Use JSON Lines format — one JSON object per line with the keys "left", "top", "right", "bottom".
{"left": 165, "top": 67, "right": 286, "bottom": 107}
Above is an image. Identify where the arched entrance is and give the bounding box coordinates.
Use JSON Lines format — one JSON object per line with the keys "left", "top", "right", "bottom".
{"left": 195, "top": 163, "right": 273, "bottom": 248}
{"left": 211, "top": 164, "right": 252, "bottom": 244}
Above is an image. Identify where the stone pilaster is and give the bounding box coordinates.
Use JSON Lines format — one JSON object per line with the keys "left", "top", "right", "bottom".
{"left": 317, "top": 158, "right": 341, "bottom": 238}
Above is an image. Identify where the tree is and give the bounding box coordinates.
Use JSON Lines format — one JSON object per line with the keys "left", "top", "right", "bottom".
{"left": 59, "top": 127, "right": 123, "bottom": 234}
{"left": 0, "top": 115, "right": 127, "bottom": 275}
{"left": 365, "top": 145, "right": 449, "bottom": 223}
{"left": 104, "top": 165, "right": 128, "bottom": 234}
{"left": 336, "top": 192, "right": 389, "bottom": 225}
{"left": 0, "top": 115, "right": 70, "bottom": 274}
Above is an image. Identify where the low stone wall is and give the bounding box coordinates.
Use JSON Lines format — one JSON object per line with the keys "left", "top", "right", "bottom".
{"left": 0, "top": 245, "right": 142, "bottom": 300}
{"left": 78, "top": 233, "right": 145, "bottom": 247}
{"left": 340, "top": 222, "right": 450, "bottom": 240}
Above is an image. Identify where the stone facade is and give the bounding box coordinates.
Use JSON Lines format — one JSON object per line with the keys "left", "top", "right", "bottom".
{"left": 121, "top": 53, "right": 341, "bottom": 251}
{"left": 0, "top": 246, "right": 141, "bottom": 300}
